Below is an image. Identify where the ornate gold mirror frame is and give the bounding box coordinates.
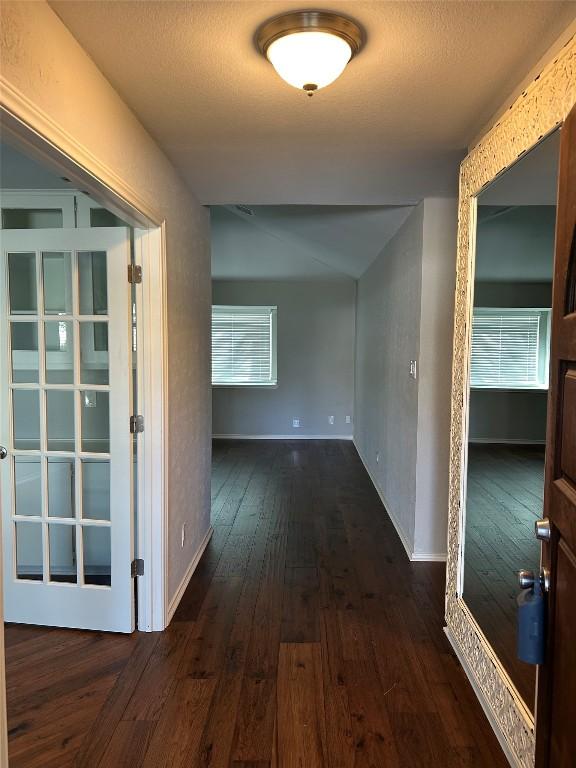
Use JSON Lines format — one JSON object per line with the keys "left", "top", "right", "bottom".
{"left": 445, "top": 37, "right": 576, "bottom": 768}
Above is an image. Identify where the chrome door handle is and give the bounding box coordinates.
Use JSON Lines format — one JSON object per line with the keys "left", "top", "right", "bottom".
{"left": 0, "top": 446, "right": 7, "bottom": 460}
{"left": 518, "top": 567, "right": 550, "bottom": 592}
{"left": 535, "top": 518, "right": 551, "bottom": 542}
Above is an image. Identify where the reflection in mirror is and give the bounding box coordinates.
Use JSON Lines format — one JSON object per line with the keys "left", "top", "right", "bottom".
{"left": 463, "top": 129, "right": 560, "bottom": 712}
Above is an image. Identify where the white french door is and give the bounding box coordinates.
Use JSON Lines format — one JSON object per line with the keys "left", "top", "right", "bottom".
{"left": 0, "top": 228, "right": 134, "bottom": 633}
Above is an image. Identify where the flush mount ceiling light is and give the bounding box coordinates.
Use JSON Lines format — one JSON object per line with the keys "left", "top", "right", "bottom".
{"left": 256, "top": 10, "right": 364, "bottom": 96}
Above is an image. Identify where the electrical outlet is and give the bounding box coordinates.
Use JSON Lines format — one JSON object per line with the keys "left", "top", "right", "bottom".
{"left": 292, "top": 418, "right": 300, "bottom": 428}
{"left": 328, "top": 415, "right": 335, "bottom": 425}
{"left": 409, "top": 360, "right": 417, "bottom": 379}
{"left": 345, "top": 415, "right": 351, "bottom": 424}
{"left": 376, "top": 451, "right": 380, "bottom": 464}
{"left": 181, "top": 522, "right": 186, "bottom": 548}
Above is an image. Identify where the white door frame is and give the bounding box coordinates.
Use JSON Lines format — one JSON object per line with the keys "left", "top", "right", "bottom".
{"left": 0, "top": 106, "right": 169, "bottom": 633}
{"left": 133, "top": 225, "right": 168, "bottom": 632}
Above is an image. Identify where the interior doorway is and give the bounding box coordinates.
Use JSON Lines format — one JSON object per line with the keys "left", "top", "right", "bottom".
{"left": 0, "top": 134, "right": 167, "bottom": 636}
{"left": 0, "top": 111, "right": 168, "bottom": 763}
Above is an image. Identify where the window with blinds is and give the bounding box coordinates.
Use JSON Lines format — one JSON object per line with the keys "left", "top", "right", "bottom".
{"left": 212, "top": 305, "right": 277, "bottom": 386}
{"left": 470, "top": 308, "right": 550, "bottom": 389}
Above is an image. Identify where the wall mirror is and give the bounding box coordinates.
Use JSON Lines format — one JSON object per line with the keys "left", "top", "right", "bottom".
{"left": 445, "top": 38, "right": 575, "bottom": 768}
{"left": 462, "top": 129, "right": 559, "bottom": 712}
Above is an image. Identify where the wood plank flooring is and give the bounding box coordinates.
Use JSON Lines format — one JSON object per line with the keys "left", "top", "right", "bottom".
{"left": 463, "top": 443, "right": 544, "bottom": 708}
{"left": 5, "top": 439, "right": 508, "bottom": 767}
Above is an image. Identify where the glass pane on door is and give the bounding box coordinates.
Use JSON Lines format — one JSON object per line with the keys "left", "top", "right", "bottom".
{"left": 80, "top": 322, "right": 109, "bottom": 384}
{"left": 46, "top": 390, "right": 75, "bottom": 452}
{"left": 2, "top": 209, "right": 64, "bottom": 229}
{"left": 83, "top": 526, "right": 111, "bottom": 586}
{"left": 79, "top": 252, "right": 107, "bottom": 315}
{"left": 45, "top": 320, "right": 74, "bottom": 384}
{"left": 12, "top": 390, "right": 40, "bottom": 450}
{"left": 15, "top": 521, "right": 43, "bottom": 580}
{"left": 14, "top": 457, "right": 42, "bottom": 517}
{"left": 8, "top": 253, "right": 37, "bottom": 314}
{"left": 48, "top": 523, "right": 77, "bottom": 583}
{"left": 82, "top": 460, "right": 110, "bottom": 520}
{"left": 43, "top": 252, "right": 72, "bottom": 315}
{"left": 81, "top": 391, "right": 110, "bottom": 453}
{"left": 10, "top": 321, "right": 39, "bottom": 383}
{"left": 47, "top": 458, "right": 75, "bottom": 518}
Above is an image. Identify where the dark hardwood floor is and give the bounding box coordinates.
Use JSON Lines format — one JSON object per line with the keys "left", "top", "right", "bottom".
{"left": 463, "top": 443, "right": 544, "bottom": 709}
{"left": 6, "top": 439, "right": 507, "bottom": 767}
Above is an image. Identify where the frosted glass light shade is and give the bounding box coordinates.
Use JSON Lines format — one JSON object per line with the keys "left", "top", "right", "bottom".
{"left": 266, "top": 31, "right": 352, "bottom": 92}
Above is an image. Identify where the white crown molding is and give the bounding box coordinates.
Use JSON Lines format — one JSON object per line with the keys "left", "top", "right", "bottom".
{"left": 446, "top": 34, "right": 576, "bottom": 768}
{"left": 0, "top": 75, "right": 161, "bottom": 228}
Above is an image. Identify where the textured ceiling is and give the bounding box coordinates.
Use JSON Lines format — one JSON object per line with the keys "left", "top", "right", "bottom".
{"left": 49, "top": 1, "right": 576, "bottom": 205}
{"left": 211, "top": 204, "right": 413, "bottom": 279}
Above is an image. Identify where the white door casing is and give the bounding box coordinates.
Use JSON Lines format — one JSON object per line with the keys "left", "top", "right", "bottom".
{"left": 0, "top": 227, "right": 134, "bottom": 633}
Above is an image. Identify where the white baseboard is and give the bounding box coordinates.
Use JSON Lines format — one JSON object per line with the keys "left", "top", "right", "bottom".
{"left": 411, "top": 552, "right": 447, "bottom": 562}
{"left": 212, "top": 434, "right": 353, "bottom": 440}
{"left": 469, "top": 438, "right": 545, "bottom": 445}
{"left": 353, "top": 442, "right": 414, "bottom": 561}
{"left": 444, "top": 626, "right": 517, "bottom": 768}
{"left": 166, "top": 525, "right": 213, "bottom": 625}
{"left": 353, "top": 441, "right": 447, "bottom": 563}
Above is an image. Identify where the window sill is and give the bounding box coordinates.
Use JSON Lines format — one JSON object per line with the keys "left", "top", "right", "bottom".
{"left": 212, "top": 383, "right": 278, "bottom": 389}
{"left": 470, "top": 386, "right": 548, "bottom": 393}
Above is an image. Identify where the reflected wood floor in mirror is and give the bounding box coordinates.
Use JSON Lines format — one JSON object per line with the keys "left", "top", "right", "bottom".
{"left": 464, "top": 443, "right": 544, "bottom": 708}
{"left": 5, "top": 440, "right": 507, "bottom": 767}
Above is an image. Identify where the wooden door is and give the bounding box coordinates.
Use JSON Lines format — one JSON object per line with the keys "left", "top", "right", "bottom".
{"left": 535, "top": 105, "right": 576, "bottom": 766}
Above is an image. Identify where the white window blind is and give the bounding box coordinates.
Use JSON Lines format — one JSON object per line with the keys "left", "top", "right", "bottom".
{"left": 470, "top": 308, "right": 550, "bottom": 389}
{"left": 212, "top": 305, "right": 277, "bottom": 386}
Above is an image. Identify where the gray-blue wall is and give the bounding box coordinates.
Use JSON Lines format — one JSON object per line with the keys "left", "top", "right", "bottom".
{"left": 212, "top": 279, "right": 356, "bottom": 438}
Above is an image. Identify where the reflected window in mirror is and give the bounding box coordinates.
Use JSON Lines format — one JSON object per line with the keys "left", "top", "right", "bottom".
{"left": 462, "top": 129, "right": 560, "bottom": 713}
{"left": 470, "top": 308, "right": 550, "bottom": 390}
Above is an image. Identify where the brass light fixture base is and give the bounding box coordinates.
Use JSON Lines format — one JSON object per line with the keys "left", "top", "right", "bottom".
{"left": 256, "top": 10, "right": 364, "bottom": 59}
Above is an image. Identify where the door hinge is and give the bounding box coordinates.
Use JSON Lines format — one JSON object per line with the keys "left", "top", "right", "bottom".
{"left": 128, "top": 264, "right": 142, "bottom": 284}
{"left": 131, "top": 558, "right": 144, "bottom": 577}
{"left": 130, "top": 414, "right": 144, "bottom": 433}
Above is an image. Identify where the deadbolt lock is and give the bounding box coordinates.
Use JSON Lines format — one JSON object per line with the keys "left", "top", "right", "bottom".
{"left": 535, "top": 518, "right": 551, "bottom": 542}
